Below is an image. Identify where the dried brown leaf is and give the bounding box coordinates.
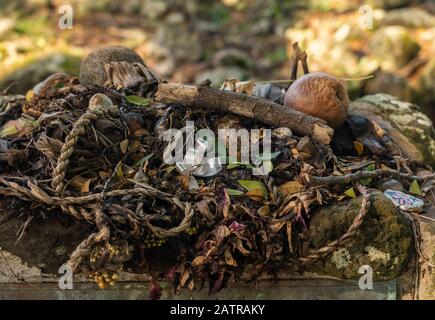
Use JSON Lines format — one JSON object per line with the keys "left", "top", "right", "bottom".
{"left": 192, "top": 256, "right": 207, "bottom": 267}
{"left": 286, "top": 221, "right": 293, "bottom": 254}
{"left": 224, "top": 248, "right": 237, "bottom": 267}
{"left": 120, "top": 139, "right": 129, "bottom": 154}
{"left": 279, "top": 180, "right": 302, "bottom": 197}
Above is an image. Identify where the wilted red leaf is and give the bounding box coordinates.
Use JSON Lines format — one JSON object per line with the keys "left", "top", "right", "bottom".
{"left": 229, "top": 220, "right": 246, "bottom": 232}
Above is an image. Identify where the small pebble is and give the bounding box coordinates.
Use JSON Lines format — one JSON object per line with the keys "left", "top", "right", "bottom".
{"left": 381, "top": 179, "right": 404, "bottom": 192}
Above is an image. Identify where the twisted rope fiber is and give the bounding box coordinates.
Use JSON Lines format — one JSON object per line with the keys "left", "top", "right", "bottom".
{"left": 298, "top": 186, "right": 371, "bottom": 264}
{"left": 66, "top": 206, "right": 109, "bottom": 272}
{"left": 0, "top": 92, "right": 195, "bottom": 241}
{"left": 0, "top": 177, "right": 195, "bottom": 237}
{"left": 52, "top": 104, "right": 120, "bottom": 194}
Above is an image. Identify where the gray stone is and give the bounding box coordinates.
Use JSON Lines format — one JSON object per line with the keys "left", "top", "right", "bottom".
{"left": 304, "top": 191, "right": 413, "bottom": 280}
{"left": 416, "top": 205, "right": 435, "bottom": 299}
{"left": 350, "top": 94, "right": 435, "bottom": 166}
{"left": 79, "top": 46, "right": 145, "bottom": 86}
{"left": 381, "top": 179, "right": 404, "bottom": 192}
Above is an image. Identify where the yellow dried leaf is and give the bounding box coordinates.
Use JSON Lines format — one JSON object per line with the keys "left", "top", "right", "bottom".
{"left": 245, "top": 189, "right": 266, "bottom": 201}
{"left": 191, "top": 256, "right": 207, "bottom": 267}
{"left": 238, "top": 180, "right": 268, "bottom": 200}
{"left": 116, "top": 163, "right": 124, "bottom": 180}
{"left": 279, "top": 180, "right": 302, "bottom": 196}
{"left": 120, "top": 139, "right": 129, "bottom": 154}
{"left": 353, "top": 141, "right": 364, "bottom": 156}
{"left": 269, "top": 220, "right": 286, "bottom": 233}
{"left": 224, "top": 248, "right": 237, "bottom": 267}
{"left": 99, "top": 171, "right": 110, "bottom": 179}
{"left": 134, "top": 128, "right": 148, "bottom": 137}
{"left": 25, "top": 90, "right": 34, "bottom": 101}
{"left": 258, "top": 205, "right": 271, "bottom": 216}
{"left": 70, "top": 176, "right": 93, "bottom": 193}
{"left": 344, "top": 187, "right": 356, "bottom": 198}
{"left": 291, "top": 148, "right": 299, "bottom": 156}
{"left": 409, "top": 180, "right": 421, "bottom": 195}
{"left": 371, "top": 121, "right": 385, "bottom": 138}
{"left": 234, "top": 238, "right": 250, "bottom": 255}
{"left": 380, "top": 163, "right": 391, "bottom": 170}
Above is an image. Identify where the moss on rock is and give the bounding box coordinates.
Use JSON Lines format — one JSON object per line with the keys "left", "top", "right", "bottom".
{"left": 303, "top": 190, "right": 413, "bottom": 280}
{"left": 350, "top": 93, "right": 435, "bottom": 166}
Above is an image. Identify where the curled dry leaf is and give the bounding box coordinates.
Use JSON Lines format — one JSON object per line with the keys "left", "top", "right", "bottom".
{"left": 192, "top": 256, "right": 207, "bottom": 267}
{"left": 279, "top": 180, "right": 302, "bottom": 197}
{"left": 224, "top": 247, "right": 237, "bottom": 267}
{"left": 70, "top": 176, "right": 93, "bottom": 193}
{"left": 120, "top": 139, "right": 129, "bottom": 154}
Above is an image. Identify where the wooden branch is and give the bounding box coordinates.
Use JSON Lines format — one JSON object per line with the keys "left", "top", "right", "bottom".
{"left": 289, "top": 42, "right": 309, "bottom": 84}
{"left": 307, "top": 169, "right": 435, "bottom": 187}
{"left": 155, "top": 83, "right": 334, "bottom": 144}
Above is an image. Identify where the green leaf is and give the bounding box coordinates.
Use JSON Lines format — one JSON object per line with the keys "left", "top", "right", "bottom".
{"left": 227, "top": 163, "right": 241, "bottom": 170}
{"left": 366, "top": 164, "right": 376, "bottom": 171}
{"left": 133, "top": 153, "right": 154, "bottom": 167}
{"left": 344, "top": 187, "right": 356, "bottom": 198}
{"left": 409, "top": 180, "right": 421, "bottom": 195}
{"left": 226, "top": 188, "right": 244, "bottom": 196}
{"left": 359, "top": 164, "right": 376, "bottom": 186}
{"left": 165, "top": 165, "right": 176, "bottom": 174}
{"left": 359, "top": 178, "right": 371, "bottom": 186}
{"left": 126, "top": 95, "right": 151, "bottom": 106}
{"left": 238, "top": 180, "right": 269, "bottom": 197}
{"left": 0, "top": 117, "right": 39, "bottom": 138}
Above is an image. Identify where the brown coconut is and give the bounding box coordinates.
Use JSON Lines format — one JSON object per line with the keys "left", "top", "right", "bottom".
{"left": 284, "top": 72, "right": 349, "bottom": 129}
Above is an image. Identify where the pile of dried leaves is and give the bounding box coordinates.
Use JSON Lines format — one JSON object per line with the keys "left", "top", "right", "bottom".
{"left": 0, "top": 49, "right": 433, "bottom": 298}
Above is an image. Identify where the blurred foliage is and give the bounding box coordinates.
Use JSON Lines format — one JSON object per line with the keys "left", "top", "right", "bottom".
{"left": 0, "top": 0, "right": 434, "bottom": 119}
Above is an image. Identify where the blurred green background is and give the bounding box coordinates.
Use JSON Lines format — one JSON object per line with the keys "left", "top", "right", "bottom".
{"left": 0, "top": 0, "right": 434, "bottom": 118}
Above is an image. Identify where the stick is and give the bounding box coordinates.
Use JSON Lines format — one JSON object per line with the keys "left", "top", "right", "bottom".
{"left": 155, "top": 83, "right": 334, "bottom": 144}
{"left": 307, "top": 169, "right": 435, "bottom": 186}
